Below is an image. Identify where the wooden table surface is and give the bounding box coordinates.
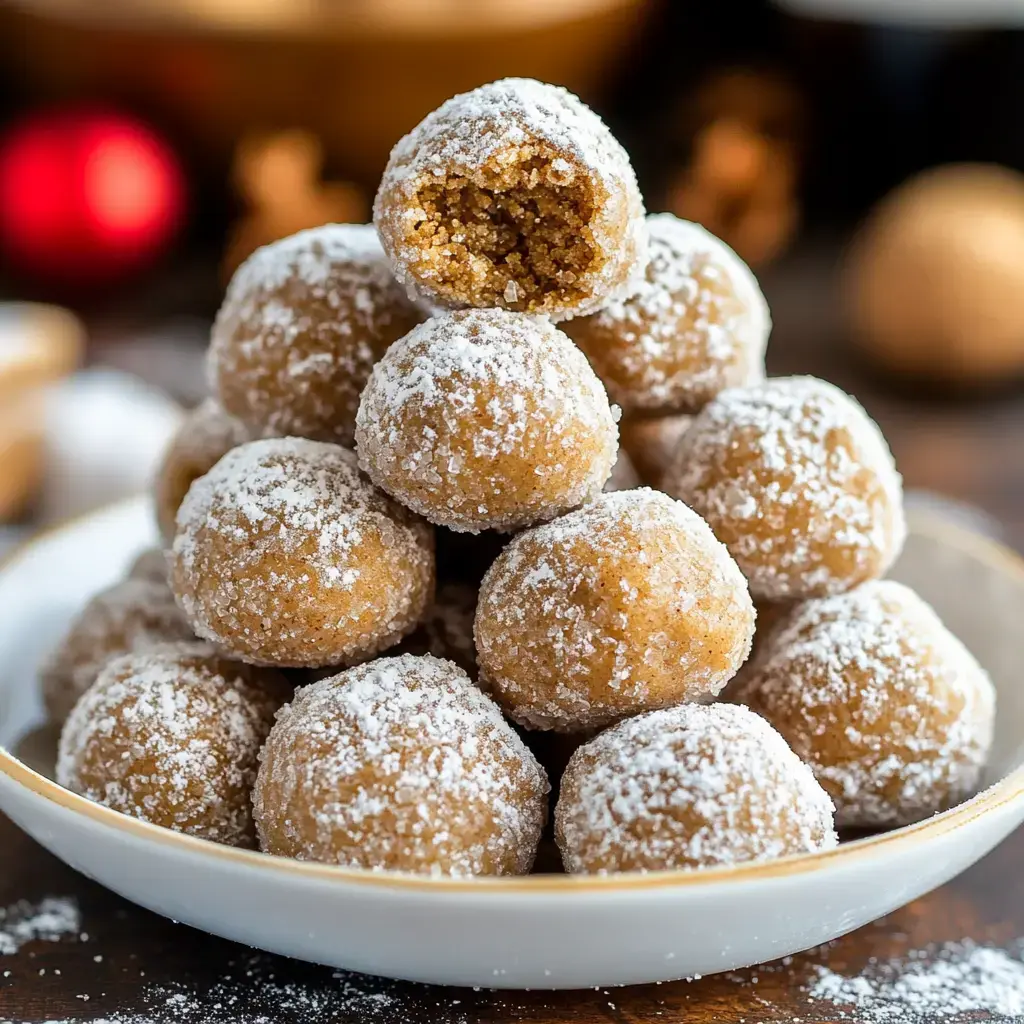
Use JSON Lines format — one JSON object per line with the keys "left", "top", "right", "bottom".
{"left": 2, "top": 247, "right": 1023, "bottom": 1023}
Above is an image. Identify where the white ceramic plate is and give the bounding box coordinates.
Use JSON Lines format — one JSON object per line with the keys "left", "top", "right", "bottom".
{"left": 1, "top": 496, "right": 1023, "bottom": 990}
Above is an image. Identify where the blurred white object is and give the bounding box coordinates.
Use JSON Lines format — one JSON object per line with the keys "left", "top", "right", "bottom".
{"left": 776, "top": 0, "right": 1024, "bottom": 26}
{"left": 38, "top": 369, "right": 183, "bottom": 526}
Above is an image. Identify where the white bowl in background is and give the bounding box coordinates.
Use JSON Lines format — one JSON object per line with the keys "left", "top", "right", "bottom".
{"left": 0, "top": 496, "right": 1022, "bottom": 990}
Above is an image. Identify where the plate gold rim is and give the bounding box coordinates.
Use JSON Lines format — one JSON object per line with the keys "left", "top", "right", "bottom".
{"left": 1, "top": 497, "right": 1022, "bottom": 895}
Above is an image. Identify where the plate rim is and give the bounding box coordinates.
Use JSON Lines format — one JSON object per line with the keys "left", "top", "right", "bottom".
{"left": 1, "top": 497, "right": 1023, "bottom": 895}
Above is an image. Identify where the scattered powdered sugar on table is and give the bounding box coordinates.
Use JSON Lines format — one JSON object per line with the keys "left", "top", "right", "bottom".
{"left": 809, "top": 940, "right": 1024, "bottom": 1021}
{"left": 0, "top": 897, "right": 80, "bottom": 956}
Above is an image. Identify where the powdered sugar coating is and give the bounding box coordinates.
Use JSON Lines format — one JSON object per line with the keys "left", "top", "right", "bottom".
{"left": 57, "top": 643, "right": 287, "bottom": 847}
{"left": 665, "top": 376, "right": 906, "bottom": 601}
{"left": 40, "top": 577, "right": 196, "bottom": 725}
{"left": 170, "top": 437, "right": 434, "bottom": 667}
{"left": 555, "top": 702, "right": 837, "bottom": 873}
{"left": 355, "top": 309, "right": 619, "bottom": 534}
{"left": 153, "top": 399, "right": 253, "bottom": 542}
{"left": 475, "top": 488, "right": 755, "bottom": 731}
{"left": 208, "top": 224, "right": 423, "bottom": 446}
{"left": 254, "top": 654, "right": 549, "bottom": 876}
{"left": 741, "top": 580, "right": 996, "bottom": 828}
{"left": 566, "top": 215, "right": 769, "bottom": 413}
{"left": 374, "top": 78, "right": 647, "bottom": 321}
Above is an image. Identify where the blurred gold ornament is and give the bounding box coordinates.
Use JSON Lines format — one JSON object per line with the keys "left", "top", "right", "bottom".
{"left": 666, "top": 69, "right": 803, "bottom": 266}
{"left": 844, "top": 164, "right": 1024, "bottom": 387}
{"left": 0, "top": 303, "right": 82, "bottom": 521}
{"left": 223, "top": 130, "right": 366, "bottom": 279}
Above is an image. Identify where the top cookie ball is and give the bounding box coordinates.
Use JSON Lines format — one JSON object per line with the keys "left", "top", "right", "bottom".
{"left": 373, "top": 78, "right": 647, "bottom": 321}
{"left": 208, "top": 224, "right": 423, "bottom": 446}
{"left": 665, "top": 377, "right": 905, "bottom": 602}
{"left": 564, "top": 215, "right": 769, "bottom": 414}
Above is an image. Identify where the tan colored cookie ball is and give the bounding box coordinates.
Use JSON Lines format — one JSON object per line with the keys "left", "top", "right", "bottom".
{"left": 355, "top": 309, "right": 618, "bottom": 534}
{"left": 665, "top": 376, "right": 905, "bottom": 601}
{"left": 169, "top": 437, "right": 434, "bottom": 667}
{"left": 40, "top": 577, "right": 195, "bottom": 725}
{"left": 126, "top": 547, "right": 170, "bottom": 586}
{"left": 619, "top": 413, "right": 693, "bottom": 489}
{"left": 475, "top": 488, "right": 755, "bottom": 732}
{"left": 564, "top": 215, "right": 769, "bottom": 414}
{"left": 254, "top": 654, "right": 549, "bottom": 876}
{"left": 844, "top": 164, "right": 1024, "bottom": 386}
{"left": 555, "top": 702, "right": 837, "bottom": 873}
{"left": 209, "top": 224, "right": 423, "bottom": 445}
{"left": 56, "top": 643, "right": 288, "bottom": 847}
{"left": 740, "top": 581, "right": 996, "bottom": 829}
{"left": 153, "top": 399, "right": 253, "bottom": 542}
{"left": 374, "top": 78, "right": 647, "bottom": 321}
{"left": 396, "top": 582, "right": 478, "bottom": 676}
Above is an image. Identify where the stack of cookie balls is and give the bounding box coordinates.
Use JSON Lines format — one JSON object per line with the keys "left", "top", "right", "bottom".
{"left": 45, "top": 78, "right": 996, "bottom": 879}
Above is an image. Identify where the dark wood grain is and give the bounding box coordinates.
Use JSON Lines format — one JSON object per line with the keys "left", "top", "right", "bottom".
{"left": 2, "top": 246, "right": 1023, "bottom": 1023}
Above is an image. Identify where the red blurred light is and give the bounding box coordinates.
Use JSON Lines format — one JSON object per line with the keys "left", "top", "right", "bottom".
{"left": 0, "top": 110, "right": 185, "bottom": 281}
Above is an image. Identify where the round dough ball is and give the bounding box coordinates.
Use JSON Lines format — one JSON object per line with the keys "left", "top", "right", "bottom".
{"left": 57, "top": 643, "right": 288, "bottom": 847}
{"left": 475, "top": 488, "right": 755, "bottom": 732}
{"left": 740, "top": 580, "right": 996, "bottom": 829}
{"left": 40, "top": 577, "right": 195, "bottom": 725}
{"left": 619, "top": 413, "right": 693, "bottom": 489}
{"left": 126, "top": 547, "right": 169, "bottom": 586}
{"left": 254, "top": 654, "right": 549, "bottom": 876}
{"left": 209, "top": 224, "right": 423, "bottom": 445}
{"left": 374, "top": 78, "right": 647, "bottom": 321}
{"left": 169, "top": 437, "right": 434, "bottom": 667}
{"left": 665, "top": 376, "right": 905, "bottom": 601}
{"left": 153, "top": 399, "right": 252, "bottom": 542}
{"left": 564, "top": 215, "right": 769, "bottom": 414}
{"left": 355, "top": 309, "right": 618, "bottom": 534}
{"left": 844, "top": 164, "right": 1024, "bottom": 386}
{"left": 396, "top": 582, "right": 478, "bottom": 677}
{"left": 555, "top": 702, "right": 837, "bottom": 873}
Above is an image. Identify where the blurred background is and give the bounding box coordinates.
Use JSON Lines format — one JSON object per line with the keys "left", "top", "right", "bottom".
{"left": 1, "top": 0, "right": 1022, "bottom": 550}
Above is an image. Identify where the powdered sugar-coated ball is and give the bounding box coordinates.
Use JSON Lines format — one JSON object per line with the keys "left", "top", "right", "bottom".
{"left": 355, "top": 309, "right": 618, "bottom": 534}
{"left": 665, "top": 376, "right": 905, "bottom": 601}
{"left": 396, "top": 582, "right": 479, "bottom": 677}
{"left": 169, "top": 437, "right": 434, "bottom": 667}
{"left": 565, "top": 215, "right": 769, "bottom": 414}
{"left": 555, "top": 702, "right": 837, "bottom": 873}
{"left": 126, "top": 547, "right": 170, "bottom": 586}
{"left": 254, "top": 654, "right": 549, "bottom": 876}
{"left": 57, "top": 643, "right": 289, "bottom": 847}
{"left": 374, "top": 78, "right": 647, "bottom": 321}
{"left": 619, "top": 412, "right": 693, "bottom": 489}
{"left": 209, "top": 224, "right": 423, "bottom": 446}
{"left": 740, "top": 581, "right": 996, "bottom": 829}
{"left": 475, "top": 488, "right": 755, "bottom": 732}
{"left": 41, "top": 577, "right": 196, "bottom": 725}
{"left": 153, "top": 399, "right": 253, "bottom": 542}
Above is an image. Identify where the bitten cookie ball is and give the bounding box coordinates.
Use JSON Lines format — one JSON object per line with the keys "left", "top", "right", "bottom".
{"left": 374, "top": 78, "right": 647, "bottom": 321}
{"left": 565, "top": 215, "right": 769, "bottom": 414}
{"left": 475, "top": 488, "right": 755, "bottom": 732}
{"left": 40, "top": 577, "right": 195, "bottom": 725}
{"left": 665, "top": 376, "right": 905, "bottom": 601}
{"left": 355, "top": 309, "right": 618, "bottom": 533}
{"left": 254, "top": 654, "right": 549, "bottom": 876}
{"left": 555, "top": 702, "right": 837, "bottom": 873}
{"left": 208, "top": 224, "right": 423, "bottom": 445}
{"left": 169, "top": 437, "right": 434, "bottom": 667}
{"left": 153, "top": 399, "right": 253, "bottom": 542}
{"left": 57, "top": 643, "right": 288, "bottom": 847}
{"left": 740, "top": 580, "right": 996, "bottom": 828}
